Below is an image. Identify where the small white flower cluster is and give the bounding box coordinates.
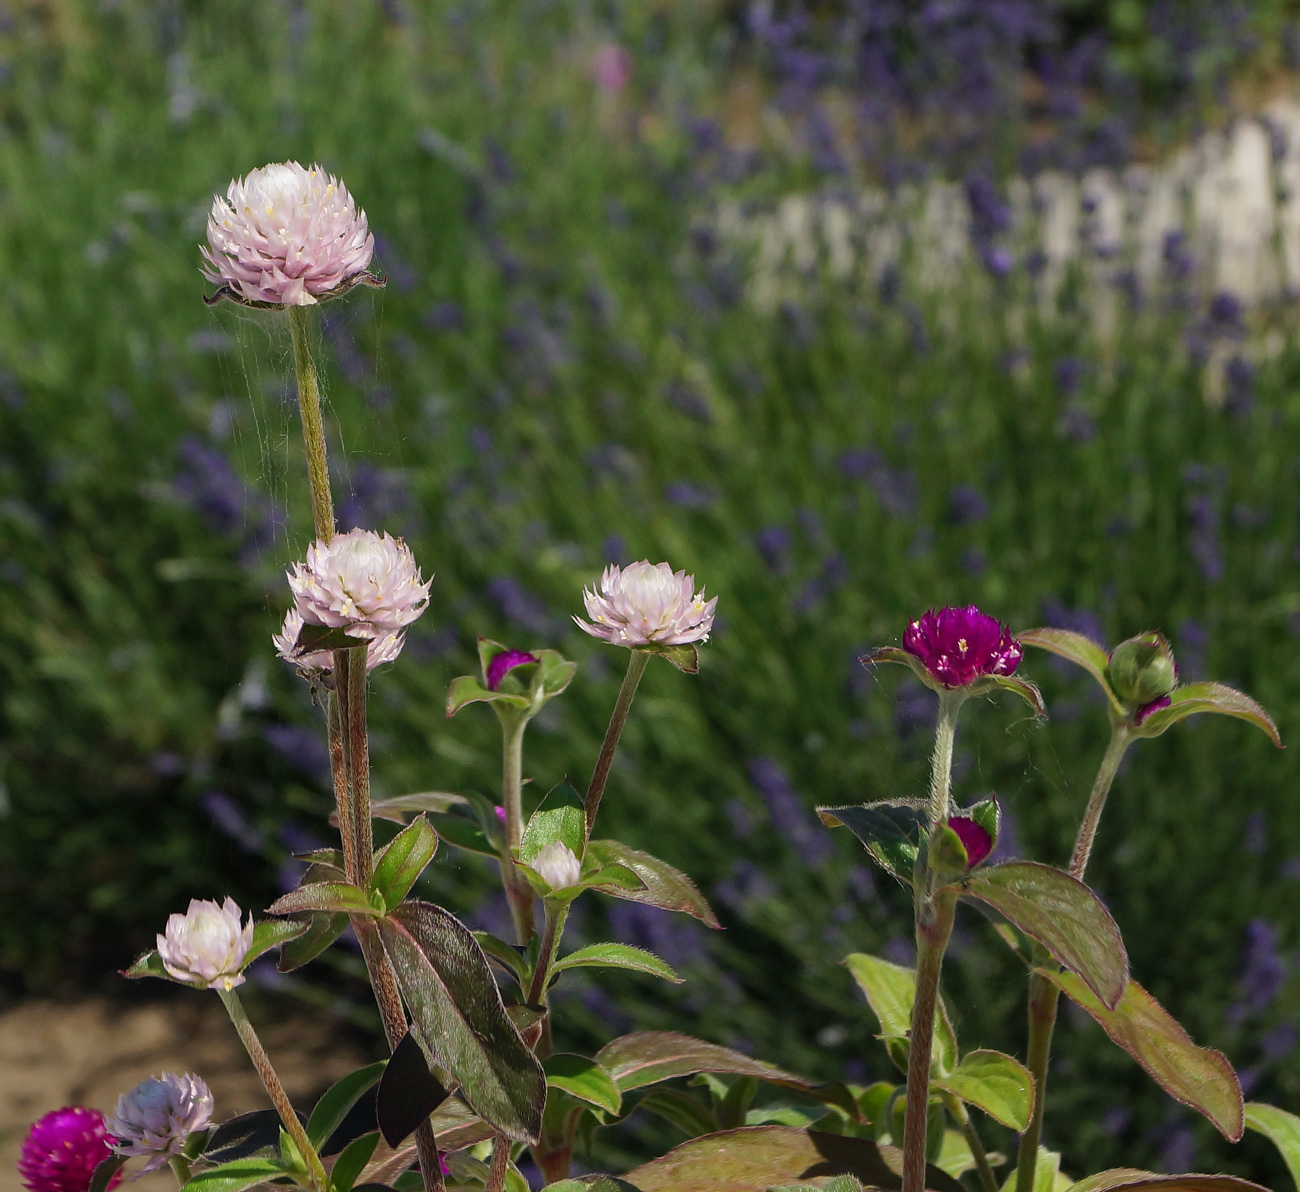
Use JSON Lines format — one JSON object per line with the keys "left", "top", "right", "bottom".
{"left": 532, "top": 841, "right": 582, "bottom": 893}
{"left": 156, "top": 897, "right": 253, "bottom": 991}
{"left": 575, "top": 560, "right": 716, "bottom": 648}
{"left": 107, "top": 1073, "right": 214, "bottom": 1173}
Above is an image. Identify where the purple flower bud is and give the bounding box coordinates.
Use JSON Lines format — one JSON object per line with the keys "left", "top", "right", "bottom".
{"left": 106, "top": 1074, "right": 214, "bottom": 1174}
{"left": 903, "top": 606, "right": 1022, "bottom": 688}
{"left": 486, "top": 648, "right": 538, "bottom": 691}
{"left": 1133, "top": 695, "right": 1171, "bottom": 725}
{"left": 946, "top": 816, "right": 993, "bottom": 868}
{"left": 19, "top": 1107, "right": 122, "bottom": 1192}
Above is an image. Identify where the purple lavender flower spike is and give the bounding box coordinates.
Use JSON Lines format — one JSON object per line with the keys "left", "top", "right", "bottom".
{"left": 19, "top": 1107, "right": 122, "bottom": 1192}
{"left": 946, "top": 816, "right": 993, "bottom": 868}
{"left": 486, "top": 648, "right": 538, "bottom": 691}
{"left": 903, "top": 605, "right": 1022, "bottom": 688}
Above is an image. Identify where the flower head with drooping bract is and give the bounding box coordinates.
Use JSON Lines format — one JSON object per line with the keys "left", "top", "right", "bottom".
{"left": 575, "top": 560, "right": 716, "bottom": 648}
{"left": 287, "top": 528, "right": 430, "bottom": 643}
{"left": 903, "top": 605, "right": 1022, "bottom": 689}
{"left": 156, "top": 897, "right": 254, "bottom": 991}
{"left": 200, "top": 162, "right": 379, "bottom": 308}
{"left": 532, "top": 841, "right": 583, "bottom": 893}
{"left": 19, "top": 1107, "right": 122, "bottom": 1192}
{"left": 106, "top": 1074, "right": 214, "bottom": 1174}
{"left": 273, "top": 606, "right": 405, "bottom": 678}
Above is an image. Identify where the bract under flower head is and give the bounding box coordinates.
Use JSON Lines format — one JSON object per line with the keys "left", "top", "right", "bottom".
{"left": 287, "top": 529, "right": 431, "bottom": 642}
{"left": 904, "top": 605, "right": 1022, "bottom": 688}
{"left": 106, "top": 1074, "right": 213, "bottom": 1174}
{"left": 532, "top": 840, "right": 582, "bottom": 892}
{"left": 273, "top": 606, "right": 405, "bottom": 677}
{"left": 156, "top": 897, "right": 254, "bottom": 991}
{"left": 575, "top": 560, "right": 717, "bottom": 648}
{"left": 19, "top": 1106, "right": 122, "bottom": 1192}
{"left": 200, "top": 162, "right": 378, "bottom": 307}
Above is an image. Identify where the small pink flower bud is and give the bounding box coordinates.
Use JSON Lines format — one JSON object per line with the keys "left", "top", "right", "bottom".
{"left": 486, "top": 648, "right": 538, "bottom": 691}
{"left": 532, "top": 841, "right": 582, "bottom": 892}
{"left": 200, "top": 162, "right": 378, "bottom": 307}
{"left": 106, "top": 1073, "right": 213, "bottom": 1174}
{"left": 18, "top": 1107, "right": 122, "bottom": 1192}
{"left": 903, "top": 605, "right": 1022, "bottom": 688}
{"left": 574, "top": 560, "right": 717, "bottom": 648}
{"left": 156, "top": 897, "right": 254, "bottom": 990}
{"left": 946, "top": 815, "right": 993, "bottom": 868}
{"left": 287, "top": 528, "right": 431, "bottom": 642}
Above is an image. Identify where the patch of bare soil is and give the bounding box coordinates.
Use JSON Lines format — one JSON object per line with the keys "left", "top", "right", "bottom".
{"left": 0, "top": 995, "right": 372, "bottom": 1192}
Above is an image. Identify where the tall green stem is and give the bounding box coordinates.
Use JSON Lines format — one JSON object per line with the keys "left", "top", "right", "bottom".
{"left": 218, "top": 989, "right": 329, "bottom": 1192}
{"left": 499, "top": 712, "right": 535, "bottom": 943}
{"left": 948, "top": 1097, "right": 998, "bottom": 1192}
{"left": 1014, "top": 725, "right": 1131, "bottom": 1192}
{"left": 287, "top": 305, "right": 335, "bottom": 543}
{"left": 927, "top": 691, "right": 963, "bottom": 826}
{"left": 526, "top": 901, "right": 570, "bottom": 1020}
{"left": 583, "top": 650, "right": 650, "bottom": 838}
{"left": 330, "top": 655, "right": 359, "bottom": 884}
{"left": 345, "top": 643, "right": 374, "bottom": 882}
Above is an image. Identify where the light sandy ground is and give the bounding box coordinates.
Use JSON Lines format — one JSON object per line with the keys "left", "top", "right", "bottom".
{"left": 0, "top": 996, "right": 370, "bottom": 1192}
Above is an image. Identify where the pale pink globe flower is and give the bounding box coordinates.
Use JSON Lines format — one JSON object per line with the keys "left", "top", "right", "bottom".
{"left": 287, "top": 528, "right": 431, "bottom": 642}
{"left": 575, "top": 560, "right": 716, "bottom": 648}
{"left": 156, "top": 897, "right": 254, "bottom": 991}
{"left": 18, "top": 1107, "right": 122, "bottom": 1192}
{"left": 273, "top": 606, "right": 405, "bottom": 676}
{"left": 532, "top": 841, "right": 582, "bottom": 892}
{"left": 200, "top": 162, "right": 379, "bottom": 308}
{"left": 106, "top": 1073, "right": 214, "bottom": 1174}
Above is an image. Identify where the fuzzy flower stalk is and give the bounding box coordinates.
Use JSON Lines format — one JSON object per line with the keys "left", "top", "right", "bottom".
{"left": 19, "top": 1107, "right": 122, "bottom": 1192}
{"left": 107, "top": 1073, "right": 213, "bottom": 1176}
{"left": 575, "top": 561, "right": 716, "bottom": 836}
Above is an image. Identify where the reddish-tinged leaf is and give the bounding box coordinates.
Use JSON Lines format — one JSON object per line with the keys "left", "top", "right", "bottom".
{"left": 1136, "top": 682, "right": 1281, "bottom": 747}
{"left": 960, "top": 862, "right": 1128, "bottom": 1008}
{"left": 1066, "top": 1172, "right": 1268, "bottom": 1192}
{"left": 267, "top": 881, "right": 378, "bottom": 918}
{"left": 584, "top": 841, "right": 720, "bottom": 927}
{"left": 371, "top": 815, "right": 439, "bottom": 911}
{"left": 1042, "top": 971, "right": 1243, "bottom": 1141}
{"left": 1245, "top": 1102, "right": 1300, "bottom": 1192}
{"left": 1017, "top": 628, "right": 1119, "bottom": 707}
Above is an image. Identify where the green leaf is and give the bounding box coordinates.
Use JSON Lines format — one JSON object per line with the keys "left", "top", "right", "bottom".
{"left": 933, "top": 1049, "right": 1034, "bottom": 1131}
{"left": 975, "top": 673, "right": 1047, "bottom": 717}
{"left": 545, "top": 1054, "right": 622, "bottom": 1115}
{"left": 181, "top": 1158, "right": 291, "bottom": 1192}
{"left": 934, "top": 1129, "right": 978, "bottom": 1180}
{"left": 817, "top": 801, "right": 926, "bottom": 883}
{"left": 768, "top": 1179, "right": 865, "bottom": 1192}
{"left": 861, "top": 645, "right": 934, "bottom": 687}
{"left": 1000, "top": 1148, "right": 1062, "bottom": 1192}
{"left": 552, "top": 942, "right": 682, "bottom": 984}
{"left": 1135, "top": 682, "right": 1282, "bottom": 746}
{"left": 580, "top": 863, "right": 650, "bottom": 895}
{"left": 377, "top": 900, "right": 545, "bottom": 1142}
{"left": 636, "top": 1087, "right": 719, "bottom": 1138}
{"left": 278, "top": 912, "right": 350, "bottom": 973}
{"left": 844, "top": 952, "right": 958, "bottom": 1076}
{"left": 1065, "top": 1173, "right": 1269, "bottom": 1192}
{"left": 446, "top": 673, "right": 529, "bottom": 716}
{"left": 639, "top": 642, "right": 700, "bottom": 673}
{"left": 520, "top": 783, "right": 587, "bottom": 865}
{"left": 621, "top": 1125, "right": 966, "bottom": 1192}
{"left": 540, "top": 1178, "right": 642, "bottom": 1191}
{"left": 583, "top": 841, "right": 720, "bottom": 927}
{"left": 371, "top": 815, "right": 439, "bottom": 911}
{"left": 966, "top": 797, "right": 1000, "bottom": 846}
{"left": 295, "top": 623, "right": 370, "bottom": 653}
{"left": 202, "top": 1110, "right": 291, "bottom": 1163}
{"left": 535, "top": 649, "right": 579, "bottom": 696}
{"left": 474, "top": 931, "right": 528, "bottom": 985}
{"left": 88, "top": 1156, "right": 126, "bottom": 1192}
{"left": 307, "top": 1061, "right": 388, "bottom": 1150}
{"left": 330, "top": 1131, "right": 380, "bottom": 1192}
{"left": 243, "top": 916, "right": 315, "bottom": 965}
{"left": 121, "top": 949, "right": 169, "bottom": 980}
{"left": 1246, "top": 1102, "right": 1300, "bottom": 1192}
{"left": 427, "top": 810, "right": 496, "bottom": 857}
{"left": 1017, "top": 628, "right": 1122, "bottom": 715}
{"left": 268, "top": 881, "right": 378, "bottom": 918}
{"left": 1042, "top": 970, "right": 1243, "bottom": 1141}
{"left": 375, "top": 1029, "right": 451, "bottom": 1148}
{"left": 369, "top": 791, "right": 469, "bottom": 825}
{"left": 960, "top": 862, "right": 1128, "bottom": 1008}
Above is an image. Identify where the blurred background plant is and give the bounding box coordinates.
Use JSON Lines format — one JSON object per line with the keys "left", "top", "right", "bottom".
{"left": 1, "top": 0, "right": 1299, "bottom": 1183}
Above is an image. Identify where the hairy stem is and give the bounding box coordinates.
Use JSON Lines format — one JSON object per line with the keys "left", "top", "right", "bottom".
{"left": 1014, "top": 967, "right": 1061, "bottom": 1192}
{"left": 499, "top": 712, "right": 535, "bottom": 943}
{"left": 583, "top": 649, "right": 650, "bottom": 838}
{"left": 526, "top": 901, "right": 570, "bottom": 1062}
{"left": 287, "top": 305, "right": 335, "bottom": 543}
{"left": 345, "top": 643, "right": 374, "bottom": 883}
{"left": 329, "top": 655, "right": 359, "bottom": 884}
{"left": 1068, "top": 727, "right": 1131, "bottom": 880}
{"left": 218, "top": 988, "right": 329, "bottom": 1192}
{"left": 948, "top": 1097, "right": 998, "bottom": 1192}
{"left": 486, "top": 1135, "right": 511, "bottom": 1192}
{"left": 927, "top": 691, "right": 963, "bottom": 826}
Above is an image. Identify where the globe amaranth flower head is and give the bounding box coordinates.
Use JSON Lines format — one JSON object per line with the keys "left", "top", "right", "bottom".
{"left": 106, "top": 1074, "right": 214, "bottom": 1174}
{"left": 904, "top": 605, "right": 1022, "bottom": 688}
{"left": 273, "top": 606, "right": 405, "bottom": 677}
{"left": 575, "top": 560, "right": 717, "bottom": 647}
{"left": 287, "top": 528, "right": 431, "bottom": 643}
{"left": 19, "top": 1107, "right": 122, "bottom": 1192}
{"left": 200, "top": 162, "right": 380, "bottom": 308}
{"left": 531, "top": 841, "right": 583, "bottom": 893}
{"left": 156, "top": 897, "right": 254, "bottom": 991}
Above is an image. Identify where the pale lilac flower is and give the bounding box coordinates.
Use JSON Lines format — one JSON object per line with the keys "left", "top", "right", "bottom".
{"left": 106, "top": 1074, "right": 214, "bottom": 1174}
{"left": 575, "top": 560, "right": 716, "bottom": 647}
{"left": 273, "top": 606, "right": 405, "bottom": 674}
{"left": 532, "top": 841, "right": 582, "bottom": 892}
{"left": 156, "top": 897, "right": 254, "bottom": 990}
{"left": 903, "top": 605, "right": 1022, "bottom": 688}
{"left": 287, "top": 528, "right": 430, "bottom": 641}
{"left": 200, "top": 162, "right": 377, "bottom": 307}
{"left": 19, "top": 1107, "right": 122, "bottom": 1192}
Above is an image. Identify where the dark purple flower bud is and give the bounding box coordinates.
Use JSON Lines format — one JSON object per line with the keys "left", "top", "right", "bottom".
{"left": 903, "top": 605, "right": 1022, "bottom": 688}
{"left": 946, "top": 816, "right": 992, "bottom": 868}
{"left": 486, "top": 648, "right": 538, "bottom": 691}
{"left": 1133, "top": 695, "right": 1171, "bottom": 725}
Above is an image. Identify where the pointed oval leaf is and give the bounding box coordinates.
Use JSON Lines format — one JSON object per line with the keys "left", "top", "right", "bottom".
{"left": 544, "top": 1054, "right": 622, "bottom": 1116}
{"left": 1042, "top": 971, "right": 1243, "bottom": 1141}
{"left": 378, "top": 901, "right": 545, "bottom": 1142}
{"left": 520, "top": 783, "right": 587, "bottom": 864}
{"left": 636, "top": 1087, "right": 719, "bottom": 1138}
{"left": 933, "top": 1050, "right": 1034, "bottom": 1131}
{"left": 122, "top": 949, "right": 170, "bottom": 981}
{"left": 474, "top": 931, "right": 528, "bottom": 985}
{"left": 88, "top": 1156, "right": 126, "bottom": 1192}
{"left": 999, "top": 1147, "right": 1062, "bottom": 1192}
{"left": 330, "top": 1131, "right": 381, "bottom": 1192}
{"left": 861, "top": 646, "right": 934, "bottom": 688}
{"left": 447, "top": 673, "right": 529, "bottom": 716}
{"left": 844, "top": 952, "right": 958, "bottom": 1077}
{"left": 1245, "top": 1103, "right": 1300, "bottom": 1192}
{"left": 816, "top": 802, "right": 926, "bottom": 883}
{"left": 583, "top": 841, "right": 720, "bottom": 927}
{"left": 268, "top": 881, "right": 378, "bottom": 918}
{"left": 621, "top": 1125, "right": 965, "bottom": 1192}
{"left": 960, "top": 862, "right": 1128, "bottom": 1007}
{"left": 1066, "top": 1173, "right": 1269, "bottom": 1192}
{"left": 307, "top": 1060, "right": 388, "bottom": 1150}
{"left": 639, "top": 642, "right": 699, "bottom": 673}
{"left": 552, "top": 943, "right": 682, "bottom": 984}
{"left": 536, "top": 650, "right": 579, "bottom": 696}
{"left": 374, "top": 1029, "right": 453, "bottom": 1148}
{"left": 371, "top": 815, "right": 439, "bottom": 911}
{"left": 976, "top": 674, "right": 1047, "bottom": 717}
{"left": 1135, "top": 682, "right": 1281, "bottom": 747}
{"left": 1017, "top": 628, "right": 1122, "bottom": 714}
{"left": 203, "top": 1110, "right": 298, "bottom": 1163}
{"left": 368, "top": 792, "right": 468, "bottom": 825}
{"left": 180, "top": 1158, "right": 291, "bottom": 1192}
{"left": 278, "top": 912, "right": 349, "bottom": 973}
{"left": 541, "top": 1178, "right": 642, "bottom": 1191}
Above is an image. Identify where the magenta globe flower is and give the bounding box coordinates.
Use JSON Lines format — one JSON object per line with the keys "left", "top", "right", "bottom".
{"left": 903, "top": 605, "right": 1023, "bottom": 688}
{"left": 200, "top": 162, "right": 379, "bottom": 308}
{"left": 19, "top": 1107, "right": 122, "bottom": 1192}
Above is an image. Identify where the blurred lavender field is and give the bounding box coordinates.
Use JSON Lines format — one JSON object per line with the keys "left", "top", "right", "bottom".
{"left": 1, "top": 0, "right": 1300, "bottom": 1179}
